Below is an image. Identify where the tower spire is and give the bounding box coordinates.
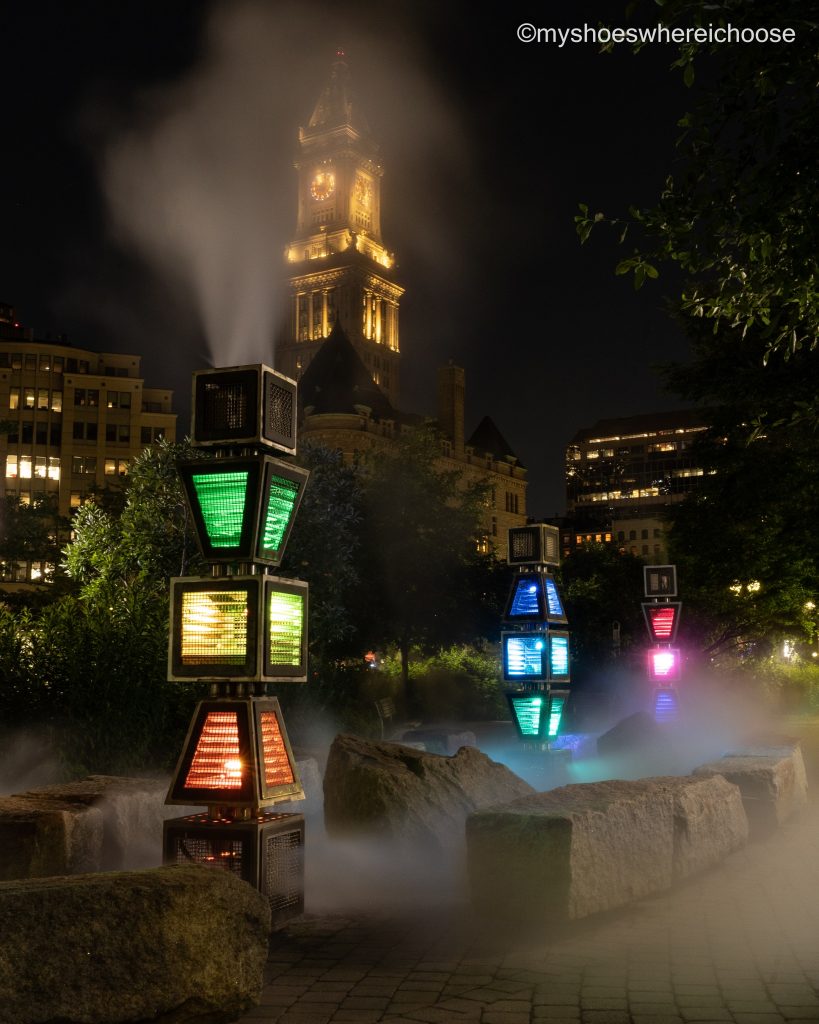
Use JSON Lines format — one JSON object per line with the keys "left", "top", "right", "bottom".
{"left": 305, "top": 50, "right": 370, "bottom": 137}
{"left": 276, "top": 51, "right": 404, "bottom": 407}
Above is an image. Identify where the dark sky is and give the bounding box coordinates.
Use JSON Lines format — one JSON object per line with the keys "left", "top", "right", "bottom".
{"left": 0, "top": 0, "right": 697, "bottom": 515}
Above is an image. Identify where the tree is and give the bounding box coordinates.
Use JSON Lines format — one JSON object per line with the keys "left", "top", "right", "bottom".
{"left": 576, "top": 0, "right": 819, "bottom": 664}
{"left": 279, "top": 442, "right": 365, "bottom": 662}
{"left": 576, "top": 0, "right": 818, "bottom": 407}
{"left": 64, "top": 437, "right": 205, "bottom": 599}
{"left": 354, "top": 426, "right": 505, "bottom": 706}
{"left": 0, "top": 494, "right": 71, "bottom": 592}
{"left": 558, "top": 543, "right": 646, "bottom": 679}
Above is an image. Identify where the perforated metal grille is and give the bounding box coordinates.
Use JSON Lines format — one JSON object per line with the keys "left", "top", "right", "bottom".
{"left": 266, "top": 379, "right": 294, "bottom": 442}
{"left": 260, "top": 711, "right": 295, "bottom": 788}
{"left": 172, "top": 835, "right": 245, "bottom": 877}
{"left": 264, "top": 829, "right": 303, "bottom": 913}
{"left": 203, "top": 381, "right": 250, "bottom": 433}
{"left": 184, "top": 711, "right": 244, "bottom": 790}
{"left": 510, "top": 528, "right": 538, "bottom": 561}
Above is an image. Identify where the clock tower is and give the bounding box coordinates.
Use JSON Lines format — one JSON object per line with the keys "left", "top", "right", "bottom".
{"left": 276, "top": 52, "right": 404, "bottom": 406}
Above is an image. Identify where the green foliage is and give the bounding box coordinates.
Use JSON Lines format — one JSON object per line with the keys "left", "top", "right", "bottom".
{"left": 380, "top": 643, "right": 506, "bottom": 723}
{"left": 0, "top": 494, "right": 71, "bottom": 592}
{"left": 0, "top": 440, "right": 208, "bottom": 775}
{"left": 667, "top": 425, "right": 819, "bottom": 661}
{"left": 280, "top": 443, "right": 364, "bottom": 661}
{"left": 577, "top": 0, "right": 819, "bottom": 374}
{"left": 747, "top": 657, "right": 819, "bottom": 715}
{"left": 64, "top": 438, "right": 205, "bottom": 598}
{"left": 0, "top": 591, "right": 203, "bottom": 776}
{"left": 355, "top": 427, "right": 504, "bottom": 687}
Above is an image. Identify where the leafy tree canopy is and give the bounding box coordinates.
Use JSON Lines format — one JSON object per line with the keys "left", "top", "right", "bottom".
{"left": 353, "top": 426, "right": 507, "bottom": 697}
{"left": 577, "top": 0, "right": 819, "bottom": 402}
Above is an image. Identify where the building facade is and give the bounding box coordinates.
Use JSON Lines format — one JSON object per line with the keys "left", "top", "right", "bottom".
{"left": 560, "top": 409, "right": 711, "bottom": 560}
{"left": 566, "top": 409, "right": 710, "bottom": 519}
{"left": 276, "top": 51, "right": 403, "bottom": 407}
{"left": 298, "top": 324, "right": 526, "bottom": 555}
{"left": 0, "top": 303, "right": 176, "bottom": 581}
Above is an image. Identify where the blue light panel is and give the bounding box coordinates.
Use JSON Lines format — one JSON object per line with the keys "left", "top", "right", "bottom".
{"left": 545, "top": 577, "right": 564, "bottom": 618}
{"left": 509, "top": 578, "right": 541, "bottom": 618}
{"left": 549, "top": 634, "right": 570, "bottom": 678}
{"left": 654, "top": 688, "right": 680, "bottom": 724}
{"left": 505, "top": 634, "right": 546, "bottom": 678}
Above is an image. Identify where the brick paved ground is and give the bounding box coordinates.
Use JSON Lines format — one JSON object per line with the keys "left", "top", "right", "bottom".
{"left": 238, "top": 719, "right": 819, "bottom": 1024}
{"left": 239, "top": 794, "right": 819, "bottom": 1024}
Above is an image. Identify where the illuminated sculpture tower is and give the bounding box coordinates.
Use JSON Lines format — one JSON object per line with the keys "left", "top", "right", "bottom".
{"left": 643, "top": 564, "right": 683, "bottom": 723}
{"left": 163, "top": 365, "right": 310, "bottom": 925}
{"left": 276, "top": 51, "right": 404, "bottom": 406}
{"left": 501, "top": 525, "right": 571, "bottom": 745}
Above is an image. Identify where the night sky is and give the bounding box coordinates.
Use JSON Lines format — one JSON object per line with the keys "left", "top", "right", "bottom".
{"left": 1, "top": 0, "right": 698, "bottom": 514}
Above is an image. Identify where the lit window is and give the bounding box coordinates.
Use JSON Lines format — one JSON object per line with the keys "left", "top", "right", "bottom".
{"left": 19, "top": 456, "right": 32, "bottom": 479}
{"left": 24, "top": 388, "right": 35, "bottom": 408}
{"left": 118, "top": 460, "right": 128, "bottom": 476}
{"left": 105, "top": 459, "right": 116, "bottom": 476}
{"left": 51, "top": 391, "right": 62, "bottom": 413}
{"left": 47, "top": 457, "right": 60, "bottom": 481}
{"left": 5, "top": 455, "right": 17, "bottom": 478}
{"left": 9, "top": 388, "right": 19, "bottom": 410}
{"left": 39, "top": 355, "right": 51, "bottom": 372}
{"left": 70, "top": 492, "right": 82, "bottom": 509}
{"left": 37, "top": 389, "right": 49, "bottom": 410}
{"left": 34, "top": 457, "right": 47, "bottom": 479}
{"left": 586, "top": 450, "right": 599, "bottom": 460}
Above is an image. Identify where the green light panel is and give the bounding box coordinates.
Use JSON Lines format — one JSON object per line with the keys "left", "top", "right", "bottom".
{"left": 191, "top": 471, "right": 249, "bottom": 548}
{"left": 261, "top": 475, "right": 300, "bottom": 554}
{"left": 180, "top": 589, "right": 248, "bottom": 664}
{"left": 548, "top": 695, "right": 565, "bottom": 738}
{"left": 268, "top": 590, "right": 304, "bottom": 666}
{"left": 510, "top": 695, "right": 544, "bottom": 738}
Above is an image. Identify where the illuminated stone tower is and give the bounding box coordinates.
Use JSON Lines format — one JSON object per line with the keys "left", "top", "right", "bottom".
{"left": 276, "top": 51, "right": 404, "bottom": 407}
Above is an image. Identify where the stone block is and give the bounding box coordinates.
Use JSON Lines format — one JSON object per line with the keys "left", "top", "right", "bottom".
{"left": 652, "top": 774, "right": 748, "bottom": 880}
{"left": 693, "top": 741, "right": 808, "bottom": 834}
{"left": 466, "top": 780, "right": 675, "bottom": 922}
{"left": 324, "top": 733, "right": 534, "bottom": 849}
{"left": 21, "top": 774, "right": 188, "bottom": 871}
{"left": 0, "top": 864, "right": 270, "bottom": 1024}
{"left": 0, "top": 795, "right": 104, "bottom": 881}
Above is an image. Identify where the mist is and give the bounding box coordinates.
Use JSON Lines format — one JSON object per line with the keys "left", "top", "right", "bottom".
{"left": 98, "top": 0, "right": 476, "bottom": 375}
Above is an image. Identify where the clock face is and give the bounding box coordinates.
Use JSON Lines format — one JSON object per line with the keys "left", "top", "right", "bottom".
{"left": 310, "top": 169, "right": 335, "bottom": 202}
{"left": 354, "top": 174, "right": 372, "bottom": 208}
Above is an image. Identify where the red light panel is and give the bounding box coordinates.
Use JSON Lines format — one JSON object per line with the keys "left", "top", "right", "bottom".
{"left": 260, "top": 711, "right": 295, "bottom": 788}
{"left": 642, "top": 602, "right": 682, "bottom": 643}
{"left": 649, "top": 606, "right": 676, "bottom": 639}
{"left": 184, "top": 711, "right": 243, "bottom": 790}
